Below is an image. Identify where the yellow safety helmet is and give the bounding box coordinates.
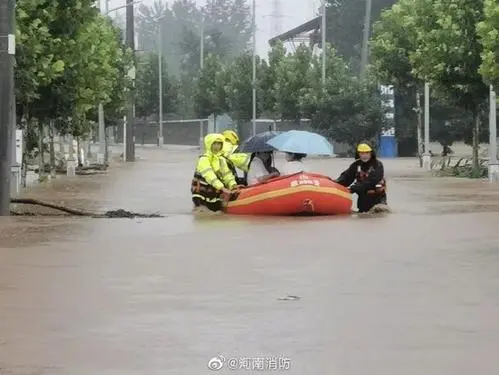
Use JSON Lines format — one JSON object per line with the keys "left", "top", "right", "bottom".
{"left": 357, "top": 143, "right": 373, "bottom": 153}
{"left": 222, "top": 130, "right": 239, "bottom": 146}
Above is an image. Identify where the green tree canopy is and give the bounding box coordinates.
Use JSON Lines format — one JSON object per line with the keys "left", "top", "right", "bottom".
{"left": 202, "top": 0, "right": 252, "bottom": 59}
{"left": 194, "top": 53, "right": 227, "bottom": 118}
{"left": 136, "top": 0, "right": 252, "bottom": 77}
{"left": 135, "top": 52, "right": 178, "bottom": 119}
{"left": 16, "top": 0, "right": 131, "bottom": 142}
{"left": 370, "top": 0, "right": 422, "bottom": 152}
{"left": 370, "top": 0, "right": 419, "bottom": 90}
{"left": 409, "top": 0, "right": 488, "bottom": 169}
{"left": 301, "top": 46, "right": 386, "bottom": 146}
{"left": 224, "top": 54, "right": 254, "bottom": 122}
{"left": 477, "top": 0, "right": 499, "bottom": 88}
{"left": 258, "top": 42, "right": 286, "bottom": 117}
{"left": 326, "top": 0, "right": 397, "bottom": 72}
{"left": 273, "top": 45, "right": 315, "bottom": 120}
{"left": 15, "top": 0, "right": 65, "bottom": 118}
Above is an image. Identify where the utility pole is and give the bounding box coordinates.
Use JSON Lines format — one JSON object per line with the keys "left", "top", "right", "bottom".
{"left": 0, "top": 0, "right": 15, "bottom": 216}
{"left": 488, "top": 85, "right": 498, "bottom": 182}
{"left": 199, "top": 15, "right": 205, "bottom": 148}
{"left": 97, "top": 103, "right": 105, "bottom": 163}
{"left": 125, "top": 0, "right": 136, "bottom": 161}
{"left": 414, "top": 90, "right": 423, "bottom": 167}
{"left": 157, "top": 18, "right": 164, "bottom": 146}
{"left": 200, "top": 18, "right": 204, "bottom": 70}
{"left": 97, "top": 1, "right": 106, "bottom": 163}
{"left": 252, "top": 0, "right": 257, "bottom": 137}
{"left": 360, "top": 0, "right": 372, "bottom": 77}
{"left": 422, "top": 82, "right": 431, "bottom": 171}
{"left": 321, "top": 0, "right": 326, "bottom": 86}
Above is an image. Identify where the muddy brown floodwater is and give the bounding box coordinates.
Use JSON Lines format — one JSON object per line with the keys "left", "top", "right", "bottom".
{"left": 1, "top": 147, "right": 499, "bottom": 375}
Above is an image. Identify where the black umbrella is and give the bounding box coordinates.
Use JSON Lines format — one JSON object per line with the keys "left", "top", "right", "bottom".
{"left": 238, "top": 131, "right": 282, "bottom": 153}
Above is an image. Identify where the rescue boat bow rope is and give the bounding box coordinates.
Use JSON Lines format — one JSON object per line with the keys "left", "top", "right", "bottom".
{"left": 10, "top": 198, "right": 163, "bottom": 218}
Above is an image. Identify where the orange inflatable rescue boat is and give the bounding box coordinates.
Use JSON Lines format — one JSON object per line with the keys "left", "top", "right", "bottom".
{"left": 225, "top": 172, "right": 352, "bottom": 216}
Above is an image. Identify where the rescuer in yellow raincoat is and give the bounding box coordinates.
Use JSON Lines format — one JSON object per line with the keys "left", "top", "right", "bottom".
{"left": 191, "top": 133, "right": 238, "bottom": 212}
{"left": 222, "top": 130, "right": 251, "bottom": 185}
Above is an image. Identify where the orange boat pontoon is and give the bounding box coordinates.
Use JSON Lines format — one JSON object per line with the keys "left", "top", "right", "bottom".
{"left": 225, "top": 172, "right": 352, "bottom": 216}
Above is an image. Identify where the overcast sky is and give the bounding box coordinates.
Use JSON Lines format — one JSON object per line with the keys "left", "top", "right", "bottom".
{"left": 105, "top": 0, "right": 319, "bottom": 56}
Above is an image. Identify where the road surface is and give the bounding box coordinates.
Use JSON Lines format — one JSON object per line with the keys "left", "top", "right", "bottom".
{"left": 1, "top": 148, "right": 499, "bottom": 374}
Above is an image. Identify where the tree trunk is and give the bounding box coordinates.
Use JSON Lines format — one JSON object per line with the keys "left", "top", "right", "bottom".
{"left": 58, "top": 133, "right": 65, "bottom": 157}
{"left": 415, "top": 90, "right": 423, "bottom": 167}
{"left": 38, "top": 121, "right": 45, "bottom": 176}
{"left": 48, "top": 120, "right": 56, "bottom": 178}
{"left": 104, "top": 127, "right": 109, "bottom": 165}
{"left": 21, "top": 117, "right": 28, "bottom": 187}
{"left": 10, "top": 198, "right": 163, "bottom": 218}
{"left": 87, "top": 128, "right": 93, "bottom": 158}
{"left": 76, "top": 136, "right": 82, "bottom": 167}
{"left": 472, "top": 112, "right": 480, "bottom": 171}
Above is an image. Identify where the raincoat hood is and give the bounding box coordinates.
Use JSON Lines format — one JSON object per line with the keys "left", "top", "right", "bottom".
{"left": 204, "top": 133, "right": 225, "bottom": 156}
{"left": 222, "top": 141, "right": 235, "bottom": 157}
{"left": 222, "top": 129, "right": 239, "bottom": 145}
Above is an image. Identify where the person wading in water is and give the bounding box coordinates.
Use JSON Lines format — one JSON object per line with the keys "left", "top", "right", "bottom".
{"left": 335, "top": 142, "right": 387, "bottom": 213}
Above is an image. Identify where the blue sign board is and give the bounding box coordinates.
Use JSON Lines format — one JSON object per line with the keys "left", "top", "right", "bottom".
{"left": 378, "top": 85, "right": 397, "bottom": 157}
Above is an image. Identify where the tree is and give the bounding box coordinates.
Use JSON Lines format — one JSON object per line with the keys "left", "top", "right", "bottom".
{"left": 135, "top": 52, "right": 178, "bottom": 119}
{"left": 325, "top": 0, "right": 397, "bottom": 71}
{"left": 274, "top": 45, "right": 315, "bottom": 120}
{"left": 222, "top": 54, "right": 271, "bottom": 123}
{"left": 371, "top": 1, "right": 417, "bottom": 89}
{"left": 202, "top": 0, "right": 252, "bottom": 59}
{"left": 477, "top": 0, "right": 499, "bottom": 88}
{"left": 30, "top": 0, "right": 99, "bottom": 125}
{"left": 174, "top": 0, "right": 252, "bottom": 73}
{"left": 136, "top": 0, "right": 170, "bottom": 58}
{"left": 194, "top": 53, "right": 227, "bottom": 118}
{"left": 370, "top": 0, "right": 481, "bottom": 157}
{"left": 171, "top": 0, "right": 204, "bottom": 72}
{"left": 72, "top": 16, "right": 126, "bottom": 118}
{"left": 258, "top": 42, "right": 286, "bottom": 117}
{"left": 410, "top": 0, "right": 488, "bottom": 171}
{"left": 301, "top": 45, "right": 387, "bottom": 146}
{"left": 136, "top": 0, "right": 251, "bottom": 77}
{"left": 13, "top": 0, "right": 132, "bottom": 172}
{"left": 135, "top": 0, "right": 252, "bottom": 121}
{"left": 103, "top": 30, "right": 134, "bottom": 127}
{"left": 137, "top": 0, "right": 201, "bottom": 76}
{"left": 15, "top": 0, "right": 65, "bottom": 120}
{"left": 430, "top": 103, "right": 469, "bottom": 150}
{"left": 224, "top": 54, "right": 253, "bottom": 123}
{"left": 370, "top": 0, "right": 421, "bottom": 155}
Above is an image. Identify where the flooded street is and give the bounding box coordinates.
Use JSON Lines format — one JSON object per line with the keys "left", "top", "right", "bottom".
{"left": 1, "top": 147, "right": 499, "bottom": 374}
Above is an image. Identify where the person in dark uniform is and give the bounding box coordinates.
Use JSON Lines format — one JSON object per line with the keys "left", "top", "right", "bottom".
{"left": 335, "top": 142, "right": 387, "bottom": 213}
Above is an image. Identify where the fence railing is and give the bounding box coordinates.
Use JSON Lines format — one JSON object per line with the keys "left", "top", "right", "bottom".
{"left": 109, "top": 117, "right": 351, "bottom": 154}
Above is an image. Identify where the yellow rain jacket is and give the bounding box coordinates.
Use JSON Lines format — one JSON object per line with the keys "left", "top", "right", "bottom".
{"left": 222, "top": 141, "right": 250, "bottom": 173}
{"left": 192, "top": 134, "right": 237, "bottom": 195}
